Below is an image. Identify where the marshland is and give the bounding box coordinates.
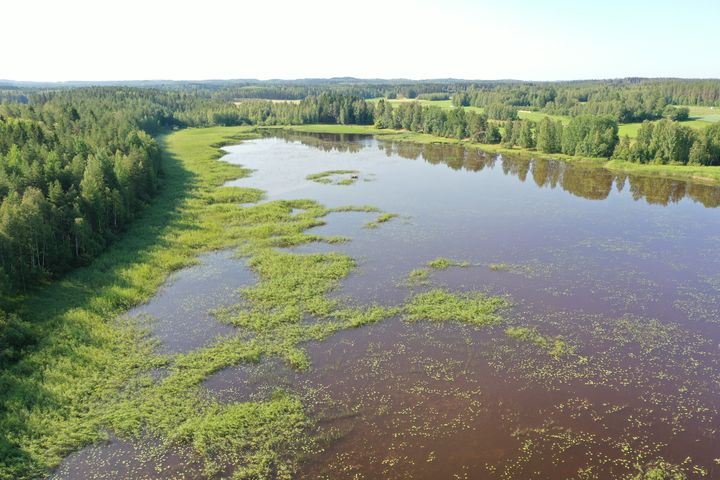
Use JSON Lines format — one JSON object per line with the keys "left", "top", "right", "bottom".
{"left": 4, "top": 120, "right": 718, "bottom": 479}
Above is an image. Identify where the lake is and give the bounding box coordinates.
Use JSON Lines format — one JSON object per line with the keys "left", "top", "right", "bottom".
{"left": 52, "top": 131, "right": 720, "bottom": 479}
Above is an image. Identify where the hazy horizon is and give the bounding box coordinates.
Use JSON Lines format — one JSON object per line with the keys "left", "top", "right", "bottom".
{"left": 3, "top": 76, "right": 720, "bottom": 85}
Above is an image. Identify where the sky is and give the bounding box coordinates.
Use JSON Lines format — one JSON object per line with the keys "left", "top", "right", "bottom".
{"left": 3, "top": 0, "right": 720, "bottom": 82}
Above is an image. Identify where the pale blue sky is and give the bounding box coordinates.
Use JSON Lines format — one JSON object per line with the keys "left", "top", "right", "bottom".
{"left": 3, "top": 0, "right": 719, "bottom": 81}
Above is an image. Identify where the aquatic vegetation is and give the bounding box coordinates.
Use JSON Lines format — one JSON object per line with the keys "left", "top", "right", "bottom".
{"left": 364, "top": 212, "right": 399, "bottom": 228}
{"left": 405, "top": 268, "right": 431, "bottom": 286}
{"left": 485, "top": 309, "right": 720, "bottom": 477}
{"left": 403, "top": 258, "right": 469, "bottom": 286}
{"left": 217, "top": 250, "right": 354, "bottom": 331}
{"left": 674, "top": 281, "right": 720, "bottom": 325}
{"left": 333, "top": 304, "right": 402, "bottom": 329}
{"left": 426, "top": 257, "right": 469, "bottom": 269}
{"left": 630, "top": 460, "right": 688, "bottom": 480}
{"left": 403, "top": 289, "right": 509, "bottom": 326}
{"left": 174, "top": 391, "right": 309, "bottom": 480}
{"left": 578, "top": 237, "right": 651, "bottom": 259}
{"left": 505, "top": 326, "right": 575, "bottom": 359}
{"left": 487, "top": 263, "right": 510, "bottom": 271}
{"left": 328, "top": 204, "right": 381, "bottom": 213}
{"left": 306, "top": 170, "right": 359, "bottom": 185}
{"left": 205, "top": 186, "right": 265, "bottom": 204}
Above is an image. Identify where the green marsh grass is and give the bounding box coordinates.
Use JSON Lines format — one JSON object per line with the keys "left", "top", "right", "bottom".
{"left": 306, "top": 170, "right": 359, "bottom": 185}
{"left": 364, "top": 212, "right": 399, "bottom": 228}
{"left": 426, "top": 257, "right": 469, "bottom": 269}
{"left": 404, "top": 289, "right": 509, "bottom": 326}
{"left": 505, "top": 326, "right": 575, "bottom": 360}
{"left": 488, "top": 263, "right": 510, "bottom": 271}
{"left": 0, "top": 126, "right": 264, "bottom": 478}
{"left": 405, "top": 268, "right": 431, "bottom": 287}
{"left": 403, "top": 258, "right": 469, "bottom": 288}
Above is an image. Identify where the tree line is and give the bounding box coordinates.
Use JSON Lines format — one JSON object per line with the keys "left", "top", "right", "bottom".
{"left": 202, "top": 94, "right": 720, "bottom": 166}
{"left": 449, "top": 80, "right": 720, "bottom": 123}
{"left": 613, "top": 120, "right": 720, "bottom": 165}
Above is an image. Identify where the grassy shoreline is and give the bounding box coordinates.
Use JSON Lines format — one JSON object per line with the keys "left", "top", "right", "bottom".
{"left": 0, "top": 126, "right": 259, "bottom": 478}
{"left": 279, "top": 124, "right": 720, "bottom": 185}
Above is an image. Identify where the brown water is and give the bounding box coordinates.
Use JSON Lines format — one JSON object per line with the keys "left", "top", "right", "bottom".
{"left": 52, "top": 132, "right": 720, "bottom": 479}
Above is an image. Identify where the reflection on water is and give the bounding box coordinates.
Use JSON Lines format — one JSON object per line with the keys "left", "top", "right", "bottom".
{"left": 273, "top": 130, "right": 720, "bottom": 207}
{"left": 53, "top": 131, "right": 720, "bottom": 480}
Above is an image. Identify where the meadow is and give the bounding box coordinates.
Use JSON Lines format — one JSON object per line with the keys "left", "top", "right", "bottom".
{"left": 618, "top": 109, "right": 717, "bottom": 138}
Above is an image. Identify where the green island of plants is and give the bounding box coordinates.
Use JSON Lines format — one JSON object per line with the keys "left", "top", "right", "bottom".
{"left": 426, "top": 257, "right": 469, "bottom": 269}
{"left": 403, "top": 257, "right": 469, "bottom": 287}
{"left": 306, "top": 169, "right": 359, "bottom": 185}
{"left": 505, "top": 326, "right": 575, "bottom": 360}
{"left": 364, "top": 212, "right": 399, "bottom": 228}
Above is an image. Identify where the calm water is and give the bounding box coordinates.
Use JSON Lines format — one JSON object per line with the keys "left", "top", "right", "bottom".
{"left": 52, "top": 132, "right": 720, "bottom": 479}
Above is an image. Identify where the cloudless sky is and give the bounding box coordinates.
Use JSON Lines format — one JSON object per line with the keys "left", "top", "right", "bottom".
{"left": 4, "top": 0, "right": 719, "bottom": 82}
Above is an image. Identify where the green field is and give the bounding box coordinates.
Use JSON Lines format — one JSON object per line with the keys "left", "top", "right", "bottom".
{"left": 617, "top": 122, "right": 643, "bottom": 138}
{"left": 234, "top": 98, "right": 301, "bottom": 105}
{"left": 618, "top": 106, "right": 718, "bottom": 138}
{"left": 687, "top": 105, "right": 720, "bottom": 122}
{"left": 367, "top": 97, "right": 460, "bottom": 110}
{"left": 368, "top": 97, "right": 481, "bottom": 114}
{"left": 618, "top": 118, "right": 714, "bottom": 138}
